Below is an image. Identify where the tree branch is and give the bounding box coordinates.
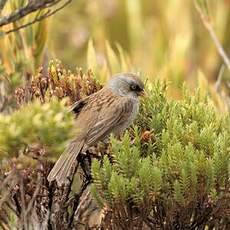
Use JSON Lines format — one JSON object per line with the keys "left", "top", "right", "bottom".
{"left": 0, "top": 0, "right": 59, "bottom": 27}
{"left": 0, "top": 0, "right": 72, "bottom": 36}
{"left": 195, "top": 3, "right": 230, "bottom": 71}
{"left": 214, "top": 65, "right": 225, "bottom": 92}
{"left": 1, "top": 0, "right": 72, "bottom": 35}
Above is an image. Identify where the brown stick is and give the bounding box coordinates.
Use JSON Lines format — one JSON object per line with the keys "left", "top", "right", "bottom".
{"left": 0, "top": 0, "right": 72, "bottom": 35}
{"left": 195, "top": 2, "right": 230, "bottom": 71}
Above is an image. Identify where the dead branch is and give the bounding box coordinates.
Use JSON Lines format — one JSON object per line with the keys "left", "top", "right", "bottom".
{"left": 195, "top": 2, "right": 230, "bottom": 71}
{"left": 215, "top": 65, "right": 225, "bottom": 93}
{"left": 0, "top": 0, "right": 72, "bottom": 35}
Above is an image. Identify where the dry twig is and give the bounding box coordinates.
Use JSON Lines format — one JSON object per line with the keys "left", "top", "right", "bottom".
{"left": 0, "top": 0, "right": 72, "bottom": 35}
{"left": 195, "top": 2, "right": 230, "bottom": 71}
{"left": 215, "top": 65, "right": 225, "bottom": 92}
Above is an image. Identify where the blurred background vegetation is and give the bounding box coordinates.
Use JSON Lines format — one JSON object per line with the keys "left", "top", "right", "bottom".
{"left": 49, "top": 0, "right": 230, "bottom": 83}
{"left": 1, "top": 0, "right": 229, "bottom": 102}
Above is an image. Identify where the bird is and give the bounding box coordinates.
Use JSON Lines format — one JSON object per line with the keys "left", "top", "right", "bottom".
{"left": 47, "top": 73, "right": 145, "bottom": 186}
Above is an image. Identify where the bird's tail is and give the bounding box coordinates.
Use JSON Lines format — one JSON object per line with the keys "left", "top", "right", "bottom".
{"left": 47, "top": 139, "right": 85, "bottom": 186}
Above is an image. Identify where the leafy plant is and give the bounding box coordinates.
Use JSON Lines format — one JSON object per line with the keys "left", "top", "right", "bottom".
{"left": 0, "top": 99, "right": 75, "bottom": 162}
{"left": 92, "top": 83, "right": 230, "bottom": 229}
{"left": 0, "top": 62, "right": 103, "bottom": 230}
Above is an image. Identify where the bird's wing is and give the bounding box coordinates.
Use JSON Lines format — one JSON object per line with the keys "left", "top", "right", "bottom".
{"left": 69, "top": 97, "right": 89, "bottom": 115}
{"left": 48, "top": 89, "right": 134, "bottom": 185}
{"left": 47, "top": 95, "right": 92, "bottom": 185}
{"left": 85, "top": 93, "right": 134, "bottom": 145}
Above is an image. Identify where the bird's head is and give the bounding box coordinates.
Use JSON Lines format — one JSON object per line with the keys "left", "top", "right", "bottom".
{"left": 106, "top": 73, "right": 145, "bottom": 99}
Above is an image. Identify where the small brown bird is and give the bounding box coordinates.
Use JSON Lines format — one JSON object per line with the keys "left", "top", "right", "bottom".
{"left": 47, "top": 73, "right": 145, "bottom": 185}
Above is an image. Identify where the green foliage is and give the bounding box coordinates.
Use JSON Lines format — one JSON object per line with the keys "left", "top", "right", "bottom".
{"left": 92, "top": 82, "right": 230, "bottom": 228}
{"left": 0, "top": 99, "right": 75, "bottom": 161}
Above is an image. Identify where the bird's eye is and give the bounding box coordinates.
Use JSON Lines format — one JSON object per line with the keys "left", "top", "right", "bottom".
{"left": 130, "top": 84, "right": 137, "bottom": 90}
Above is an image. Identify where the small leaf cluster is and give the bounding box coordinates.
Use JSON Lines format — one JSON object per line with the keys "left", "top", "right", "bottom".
{"left": 0, "top": 99, "right": 75, "bottom": 162}
{"left": 14, "top": 59, "right": 102, "bottom": 106}
{"left": 1, "top": 60, "right": 103, "bottom": 167}
{"left": 92, "top": 82, "right": 230, "bottom": 228}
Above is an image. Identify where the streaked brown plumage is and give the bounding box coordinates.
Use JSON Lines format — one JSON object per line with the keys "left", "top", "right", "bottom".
{"left": 47, "top": 73, "right": 145, "bottom": 186}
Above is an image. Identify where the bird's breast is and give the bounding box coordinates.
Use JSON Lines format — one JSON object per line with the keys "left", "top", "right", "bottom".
{"left": 113, "top": 99, "right": 139, "bottom": 136}
{"left": 126, "top": 99, "right": 139, "bottom": 126}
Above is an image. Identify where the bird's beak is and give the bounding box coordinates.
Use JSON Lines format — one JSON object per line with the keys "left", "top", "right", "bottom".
{"left": 138, "top": 90, "right": 147, "bottom": 97}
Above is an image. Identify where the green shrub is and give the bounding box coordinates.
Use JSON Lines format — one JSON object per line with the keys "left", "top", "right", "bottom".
{"left": 92, "top": 83, "right": 230, "bottom": 229}
{"left": 0, "top": 99, "right": 75, "bottom": 162}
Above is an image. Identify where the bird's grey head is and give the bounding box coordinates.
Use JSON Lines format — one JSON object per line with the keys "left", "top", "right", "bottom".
{"left": 106, "top": 73, "right": 145, "bottom": 99}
